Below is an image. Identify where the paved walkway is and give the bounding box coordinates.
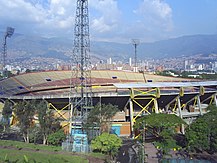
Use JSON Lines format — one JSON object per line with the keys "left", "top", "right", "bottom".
{"left": 116, "top": 139, "right": 159, "bottom": 163}
{"left": 145, "top": 143, "right": 159, "bottom": 163}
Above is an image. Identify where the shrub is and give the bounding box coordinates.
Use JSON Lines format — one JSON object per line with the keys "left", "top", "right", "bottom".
{"left": 91, "top": 132, "right": 122, "bottom": 159}
{"left": 47, "top": 129, "right": 66, "bottom": 146}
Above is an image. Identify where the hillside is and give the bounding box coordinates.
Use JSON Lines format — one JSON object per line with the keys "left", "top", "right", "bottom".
{"left": 3, "top": 32, "right": 217, "bottom": 61}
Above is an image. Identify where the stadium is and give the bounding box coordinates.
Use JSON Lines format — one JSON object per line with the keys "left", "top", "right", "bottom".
{"left": 1, "top": 70, "right": 217, "bottom": 137}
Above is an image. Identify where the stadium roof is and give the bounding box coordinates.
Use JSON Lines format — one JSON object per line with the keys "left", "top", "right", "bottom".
{"left": 114, "top": 81, "right": 217, "bottom": 89}
{"left": 0, "top": 70, "right": 197, "bottom": 97}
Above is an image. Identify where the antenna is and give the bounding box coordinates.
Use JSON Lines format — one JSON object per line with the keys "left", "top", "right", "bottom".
{"left": 2, "top": 27, "right": 14, "bottom": 78}
{"left": 131, "top": 39, "right": 140, "bottom": 70}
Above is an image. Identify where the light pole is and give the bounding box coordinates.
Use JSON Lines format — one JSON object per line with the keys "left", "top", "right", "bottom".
{"left": 2, "top": 27, "right": 15, "bottom": 78}
{"left": 131, "top": 39, "right": 140, "bottom": 72}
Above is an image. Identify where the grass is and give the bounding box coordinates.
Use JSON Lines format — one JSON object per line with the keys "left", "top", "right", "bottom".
{"left": 0, "top": 140, "right": 90, "bottom": 163}
{"left": 0, "top": 140, "right": 61, "bottom": 151}
{"left": 0, "top": 149, "right": 88, "bottom": 163}
{"left": 87, "top": 152, "right": 106, "bottom": 159}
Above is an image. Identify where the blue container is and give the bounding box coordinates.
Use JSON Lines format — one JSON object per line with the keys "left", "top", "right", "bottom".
{"left": 111, "top": 124, "right": 122, "bottom": 136}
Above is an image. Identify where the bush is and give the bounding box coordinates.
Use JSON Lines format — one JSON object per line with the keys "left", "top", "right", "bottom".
{"left": 47, "top": 129, "right": 66, "bottom": 146}
{"left": 91, "top": 132, "right": 122, "bottom": 159}
{"left": 29, "top": 126, "right": 43, "bottom": 144}
{"left": 185, "top": 105, "right": 217, "bottom": 154}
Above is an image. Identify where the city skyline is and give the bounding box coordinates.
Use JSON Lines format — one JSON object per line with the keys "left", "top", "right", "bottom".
{"left": 0, "top": 0, "right": 217, "bottom": 43}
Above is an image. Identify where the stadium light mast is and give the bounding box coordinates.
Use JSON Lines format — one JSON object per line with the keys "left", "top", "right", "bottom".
{"left": 69, "top": 0, "right": 92, "bottom": 135}
{"left": 131, "top": 39, "right": 140, "bottom": 72}
{"left": 2, "top": 27, "right": 14, "bottom": 78}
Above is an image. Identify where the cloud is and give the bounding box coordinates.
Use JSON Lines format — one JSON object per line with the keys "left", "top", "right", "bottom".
{"left": 0, "top": 0, "right": 121, "bottom": 39}
{"left": 0, "top": 0, "right": 76, "bottom": 37}
{"left": 89, "top": 0, "right": 174, "bottom": 42}
{"left": 89, "top": 0, "right": 121, "bottom": 40}
{"left": 0, "top": 0, "right": 173, "bottom": 42}
{"left": 135, "top": 0, "right": 173, "bottom": 32}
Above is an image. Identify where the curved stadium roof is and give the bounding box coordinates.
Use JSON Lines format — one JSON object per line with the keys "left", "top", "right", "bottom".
{"left": 0, "top": 70, "right": 195, "bottom": 97}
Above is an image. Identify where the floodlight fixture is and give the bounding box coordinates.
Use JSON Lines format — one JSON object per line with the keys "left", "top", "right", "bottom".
{"left": 6, "top": 27, "right": 14, "bottom": 38}
{"left": 2, "top": 26, "right": 15, "bottom": 78}
{"left": 131, "top": 39, "right": 140, "bottom": 68}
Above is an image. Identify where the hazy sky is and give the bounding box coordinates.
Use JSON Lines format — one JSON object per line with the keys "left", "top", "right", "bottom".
{"left": 0, "top": 0, "right": 217, "bottom": 43}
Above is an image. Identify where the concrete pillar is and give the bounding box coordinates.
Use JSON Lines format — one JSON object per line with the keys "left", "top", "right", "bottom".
{"left": 177, "top": 97, "right": 182, "bottom": 119}
{"left": 69, "top": 102, "right": 73, "bottom": 135}
{"left": 165, "top": 105, "right": 169, "bottom": 113}
{"left": 181, "top": 124, "right": 185, "bottom": 134}
{"left": 177, "top": 97, "right": 185, "bottom": 134}
{"left": 214, "top": 94, "right": 217, "bottom": 107}
{"left": 154, "top": 98, "right": 159, "bottom": 113}
{"left": 129, "top": 100, "right": 134, "bottom": 138}
{"left": 197, "top": 95, "right": 203, "bottom": 115}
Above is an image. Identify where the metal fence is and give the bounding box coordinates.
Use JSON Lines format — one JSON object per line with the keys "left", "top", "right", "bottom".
{"left": 62, "top": 134, "right": 89, "bottom": 153}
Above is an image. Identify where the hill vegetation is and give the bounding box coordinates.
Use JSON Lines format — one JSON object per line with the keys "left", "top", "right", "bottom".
{"left": 3, "top": 32, "right": 217, "bottom": 61}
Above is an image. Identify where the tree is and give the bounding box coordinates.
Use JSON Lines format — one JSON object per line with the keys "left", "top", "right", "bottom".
{"left": 14, "top": 100, "right": 36, "bottom": 143}
{"left": 35, "top": 100, "right": 62, "bottom": 145}
{"left": 1, "top": 100, "right": 13, "bottom": 131}
{"left": 134, "top": 113, "right": 186, "bottom": 158}
{"left": 85, "top": 103, "right": 118, "bottom": 134}
{"left": 186, "top": 105, "right": 217, "bottom": 154}
{"left": 91, "top": 132, "right": 122, "bottom": 160}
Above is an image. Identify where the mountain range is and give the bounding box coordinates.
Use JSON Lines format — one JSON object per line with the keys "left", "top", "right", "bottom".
{"left": 4, "top": 32, "right": 217, "bottom": 62}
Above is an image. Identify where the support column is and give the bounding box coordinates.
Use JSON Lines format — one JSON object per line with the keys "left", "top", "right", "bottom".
{"left": 177, "top": 97, "right": 185, "bottom": 134}
{"left": 214, "top": 94, "right": 217, "bottom": 107}
{"left": 154, "top": 98, "right": 159, "bottom": 113}
{"left": 165, "top": 105, "right": 169, "bottom": 113}
{"left": 129, "top": 99, "right": 134, "bottom": 138}
{"left": 197, "top": 95, "right": 203, "bottom": 115}
{"left": 177, "top": 97, "right": 182, "bottom": 119}
{"left": 69, "top": 103, "right": 73, "bottom": 135}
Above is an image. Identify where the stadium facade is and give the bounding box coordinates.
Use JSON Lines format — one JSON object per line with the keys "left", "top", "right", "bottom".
{"left": 0, "top": 70, "right": 217, "bottom": 137}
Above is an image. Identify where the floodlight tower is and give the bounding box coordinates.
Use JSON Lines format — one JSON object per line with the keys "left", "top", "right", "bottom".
{"left": 2, "top": 27, "right": 14, "bottom": 77}
{"left": 70, "top": 0, "right": 92, "bottom": 133}
{"left": 131, "top": 39, "right": 140, "bottom": 72}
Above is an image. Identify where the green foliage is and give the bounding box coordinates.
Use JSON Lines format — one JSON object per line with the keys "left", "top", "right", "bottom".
{"left": 0, "top": 140, "right": 61, "bottom": 151}
{"left": 134, "top": 113, "right": 186, "bottom": 134}
{"left": 85, "top": 103, "right": 119, "bottom": 133}
{"left": 2, "top": 70, "right": 14, "bottom": 78}
{"left": 1, "top": 100, "right": 13, "bottom": 131}
{"left": 0, "top": 148, "right": 88, "bottom": 163}
{"left": 23, "top": 155, "right": 29, "bottom": 163}
{"left": 47, "top": 129, "right": 66, "bottom": 146}
{"left": 4, "top": 154, "right": 8, "bottom": 162}
{"left": 14, "top": 100, "right": 36, "bottom": 143}
{"left": 186, "top": 105, "right": 217, "bottom": 154}
{"left": 14, "top": 100, "right": 61, "bottom": 145}
{"left": 154, "top": 129, "right": 179, "bottom": 156}
{"left": 206, "top": 104, "right": 217, "bottom": 112}
{"left": 134, "top": 113, "right": 186, "bottom": 157}
{"left": 200, "top": 73, "right": 217, "bottom": 80}
{"left": 36, "top": 100, "right": 60, "bottom": 144}
{"left": 2, "top": 100, "right": 13, "bottom": 119}
{"left": 29, "top": 126, "right": 43, "bottom": 144}
{"left": 91, "top": 132, "right": 122, "bottom": 159}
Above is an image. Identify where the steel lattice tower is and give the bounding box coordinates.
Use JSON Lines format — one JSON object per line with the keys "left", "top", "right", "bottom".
{"left": 69, "top": 0, "right": 92, "bottom": 132}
